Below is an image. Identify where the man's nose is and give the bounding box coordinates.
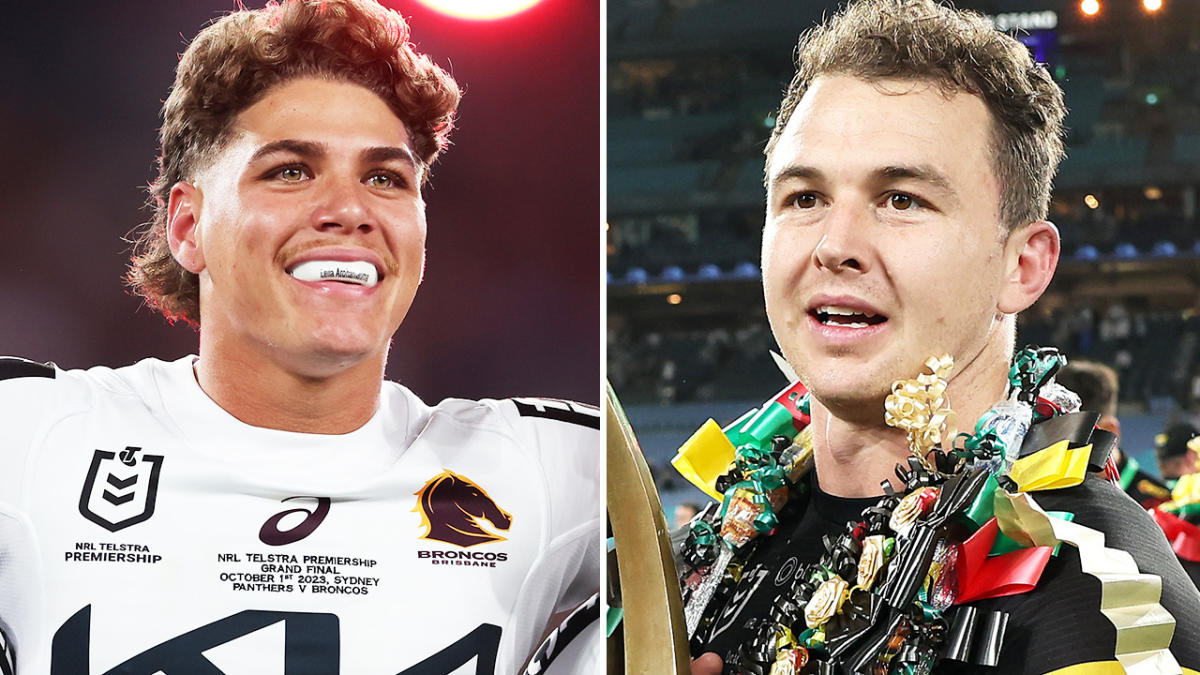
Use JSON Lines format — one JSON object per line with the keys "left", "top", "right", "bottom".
{"left": 812, "top": 202, "right": 868, "bottom": 272}
{"left": 312, "top": 177, "right": 374, "bottom": 234}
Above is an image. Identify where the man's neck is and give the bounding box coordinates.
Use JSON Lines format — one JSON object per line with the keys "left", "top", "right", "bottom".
{"left": 809, "top": 412, "right": 910, "bottom": 497}
{"left": 810, "top": 338, "right": 1012, "bottom": 497}
{"left": 194, "top": 336, "right": 385, "bottom": 435}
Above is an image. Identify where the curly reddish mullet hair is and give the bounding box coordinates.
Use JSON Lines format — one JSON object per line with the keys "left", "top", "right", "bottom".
{"left": 127, "top": 0, "right": 460, "bottom": 326}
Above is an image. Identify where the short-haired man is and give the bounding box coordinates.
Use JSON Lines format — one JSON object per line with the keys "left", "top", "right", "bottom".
{"left": 0, "top": 1, "right": 599, "bottom": 671}
{"left": 1148, "top": 426, "right": 1200, "bottom": 591}
{"left": 1157, "top": 423, "right": 1200, "bottom": 485}
{"left": 678, "top": 0, "right": 1200, "bottom": 672}
{"left": 1056, "top": 359, "right": 1171, "bottom": 507}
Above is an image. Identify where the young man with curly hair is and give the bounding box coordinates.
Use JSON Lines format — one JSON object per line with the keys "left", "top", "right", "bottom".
{"left": 677, "top": 0, "right": 1200, "bottom": 672}
{"left": 0, "top": 1, "right": 598, "bottom": 671}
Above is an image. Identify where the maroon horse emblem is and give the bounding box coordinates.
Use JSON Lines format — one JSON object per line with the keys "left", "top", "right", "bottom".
{"left": 414, "top": 470, "right": 513, "bottom": 547}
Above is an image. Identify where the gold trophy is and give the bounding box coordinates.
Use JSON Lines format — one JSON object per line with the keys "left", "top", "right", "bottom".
{"left": 606, "top": 383, "right": 691, "bottom": 673}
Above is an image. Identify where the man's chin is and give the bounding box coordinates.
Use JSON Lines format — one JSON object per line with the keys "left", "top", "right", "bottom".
{"left": 799, "top": 369, "right": 894, "bottom": 423}
{"left": 281, "top": 333, "right": 388, "bottom": 379}
{"left": 811, "top": 387, "right": 891, "bottom": 423}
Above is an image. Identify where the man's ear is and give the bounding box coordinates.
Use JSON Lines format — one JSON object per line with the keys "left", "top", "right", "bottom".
{"left": 1098, "top": 414, "right": 1121, "bottom": 438}
{"left": 167, "top": 181, "right": 205, "bottom": 274}
{"left": 997, "top": 220, "right": 1060, "bottom": 314}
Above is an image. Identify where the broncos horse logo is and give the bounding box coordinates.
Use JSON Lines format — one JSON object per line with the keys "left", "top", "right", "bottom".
{"left": 414, "top": 470, "right": 513, "bottom": 547}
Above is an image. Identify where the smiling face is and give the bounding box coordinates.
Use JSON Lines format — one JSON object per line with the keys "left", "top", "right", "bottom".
{"left": 169, "top": 77, "right": 426, "bottom": 378}
{"left": 763, "top": 75, "right": 1023, "bottom": 414}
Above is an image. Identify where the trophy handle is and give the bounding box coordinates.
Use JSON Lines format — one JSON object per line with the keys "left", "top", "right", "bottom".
{"left": 606, "top": 382, "right": 691, "bottom": 674}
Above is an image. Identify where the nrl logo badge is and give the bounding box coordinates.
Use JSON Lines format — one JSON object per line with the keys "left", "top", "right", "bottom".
{"left": 78, "top": 446, "right": 164, "bottom": 533}
{"left": 414, "top": 470, "right": 512, "bottom": 547}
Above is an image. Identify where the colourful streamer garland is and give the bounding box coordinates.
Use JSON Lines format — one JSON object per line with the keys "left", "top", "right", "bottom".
{"left": 673, "top": 346, "right": 1182, "bottom": 674}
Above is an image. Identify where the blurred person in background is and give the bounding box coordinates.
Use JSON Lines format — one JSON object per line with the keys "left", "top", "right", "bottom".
{"left": 674, "top": 502, "right": 702, "bottom": 529}
{"left": 673, "top": 1, "right": 1200, "bottom": 673}
{"left": 1056, "top": 359, "right": 1171, "bottom": 507}
{"left": 1157, "top": 423, "right": 1200, "bottom": 486}
{"left": 0, "top": 1, "right": 599, "bottom": 671}
{"left": 1148, "top": 425, "right": 1200, "bottom": 590}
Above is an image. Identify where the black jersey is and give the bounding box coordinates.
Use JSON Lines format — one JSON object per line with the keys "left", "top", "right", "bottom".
{"left": 695, "top": 473, "right": 1200, "bottom": 674}
{"left": 701, "top": 474, "right": 874, "bottom": 660}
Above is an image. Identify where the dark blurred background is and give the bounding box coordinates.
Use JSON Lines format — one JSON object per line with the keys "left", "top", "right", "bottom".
{"left": 606, "top": 0, "right": 1200, "bottom": 510}
{"left": 0, "top": 0, "right": 600, "bottom": 405}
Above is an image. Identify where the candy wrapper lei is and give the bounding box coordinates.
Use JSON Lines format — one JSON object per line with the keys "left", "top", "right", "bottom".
{"left": 681, "top": 422, "right": 813, "bottom": 643}
{"left": 675, "top": 346, "right": 1181, "bottom": 674}
{"left": 687, "top": 465, "right": 792, "bottom": 638}
{"left": 884, "top": 355, "right": 956, "bottom": 474}
{"left": 994, "top": 491, "right": 1183, "bottom": 674}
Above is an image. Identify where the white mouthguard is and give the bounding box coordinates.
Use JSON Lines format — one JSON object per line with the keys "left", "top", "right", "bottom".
{"left": 288, "top": 260, "right": 379, "bottom": 287}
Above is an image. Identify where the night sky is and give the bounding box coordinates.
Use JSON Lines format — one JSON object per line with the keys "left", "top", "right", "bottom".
{"left": 0, "top": 0, "right": 600, "bottom": 405}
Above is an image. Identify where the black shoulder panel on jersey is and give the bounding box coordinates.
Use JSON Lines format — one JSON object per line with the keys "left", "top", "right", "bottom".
{"left": 990, "top": 477, "right": 1200, "bottom": 672}
{"left": 0, "top": 357, "right": 55, "bottom": 381}
{"left": 512, "top": 398, "right": 600, "bottom": 429}
{"left": 522, "top": 593, "right": 599, "bottom": 675}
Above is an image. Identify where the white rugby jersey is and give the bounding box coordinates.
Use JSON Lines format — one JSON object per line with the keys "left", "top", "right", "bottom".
{"left": 0, "top": 355, "right": 601, "bottom": 674}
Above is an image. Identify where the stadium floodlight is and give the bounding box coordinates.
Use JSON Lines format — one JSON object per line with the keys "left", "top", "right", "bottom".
{"left": 414, "top": 0, "right": 543, "bottom": 20}
{"left": 1143, "top": 0, "right": 1163, "bottom": 11}
{"left": 1080, "top": 0, "right": 1100, "bottom": 15}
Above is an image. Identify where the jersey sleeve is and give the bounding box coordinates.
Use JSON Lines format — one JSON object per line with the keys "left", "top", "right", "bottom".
{"left": 0, "top": 358, "right": 67, "bottom": 500}
{"left": 942, "top": 477, "right": 1200, "bottom": 674}
{"left": 481, "top": 396, "right": 601, "bottom": 669}
{"left": 504, "top": 397, "right": 602, "bottom": 609}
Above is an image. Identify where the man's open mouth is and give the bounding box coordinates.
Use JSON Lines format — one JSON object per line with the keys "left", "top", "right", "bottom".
{"left": 287, "top": 260, "right": 381, "bottom": 288}
{"left": 811, "top": 305, "right": 888, "bottom": 328}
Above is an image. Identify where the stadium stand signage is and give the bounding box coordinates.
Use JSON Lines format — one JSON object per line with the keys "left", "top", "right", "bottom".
{"left": 986, "top": 11, "right": 1058, "bottom": 32}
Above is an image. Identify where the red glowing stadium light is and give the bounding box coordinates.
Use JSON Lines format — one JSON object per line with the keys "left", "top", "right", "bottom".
{"left": 1080, "top": 0, "right": 1100, "bottom": 16}
{"left": 414, "top": 0, "right": 544, "bottom": 20}
{"left": 1143, "top": 0, "right": 1163, "bottom": 11}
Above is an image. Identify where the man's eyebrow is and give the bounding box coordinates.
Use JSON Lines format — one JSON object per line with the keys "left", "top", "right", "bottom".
{"left": 362, "top": 145, "right": 420, "bottom": 172}
{"left": 245, "top": 140, "right": 424, "bottom": 178}
{"left": 768, "top": 164, "right": 959, "bottom": 200}
{"left": 875, "top": 165, "right": 958, "bottom": 200}
{"left": 768, "top": 165, "right": 825, "bottom": 191}
{"left": 247, "top": 139, "right": 326, "bottom": 164}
